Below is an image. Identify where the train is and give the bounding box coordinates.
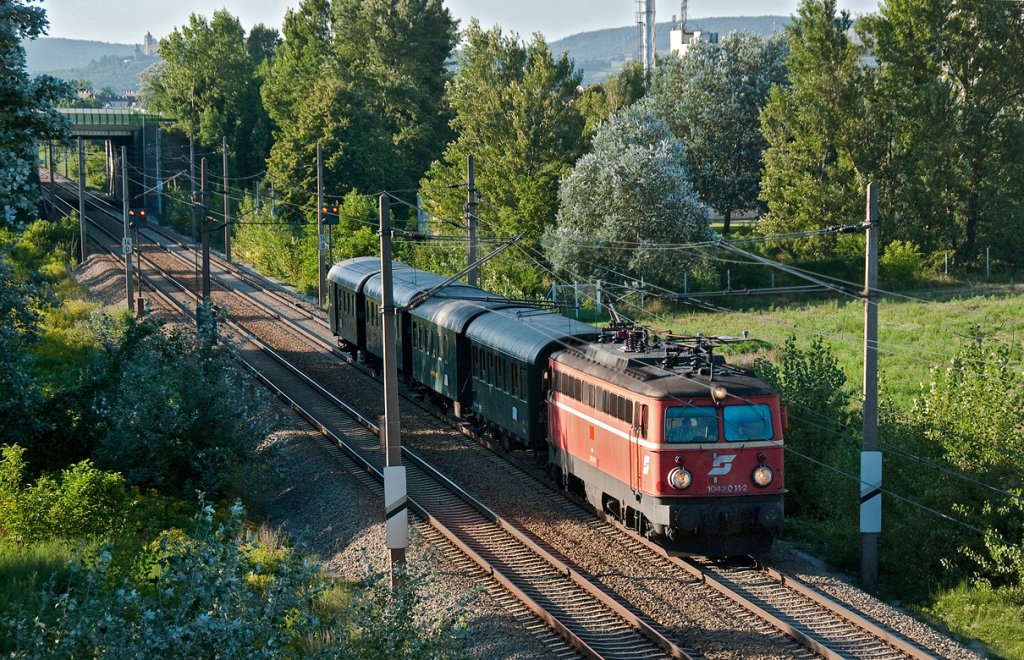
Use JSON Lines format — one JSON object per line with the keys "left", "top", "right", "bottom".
{"left": 327, "top": 257, "right": 785, "bottom": 556}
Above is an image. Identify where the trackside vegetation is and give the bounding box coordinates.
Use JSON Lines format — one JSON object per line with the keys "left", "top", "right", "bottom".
{"left": 662, "top": 293, "right": 1024, "bottom": 657}
{"left": 0, "top": 219, "right": 468, "bottom": 657}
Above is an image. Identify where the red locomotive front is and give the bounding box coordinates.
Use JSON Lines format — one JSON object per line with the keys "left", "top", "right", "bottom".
{"left": 547, "top": 328, "right": 785, "bottom": 556}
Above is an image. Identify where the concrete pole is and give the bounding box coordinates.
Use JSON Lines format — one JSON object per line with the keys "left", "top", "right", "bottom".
{"left": 317, "top": 142, "right": 325, "bottom": 306}
{"left": 155, "top": 127, "right": 162, "bottom": 220}
{"left": 860, "top": 182, "right": 881, "bottom": 588}
{"left": 77, "top": 137, "right": 87, "bottom": 262}
{"left": 201, "top": 157, "right": 211, "bottom": 301}
{"left": 379, "top": 193, "right": 408, "bottom": 581}
{"left": 222, "top": 136, "right": 231, "bottom": 262}
{"left": 121, "top": 146, "right": 134, "bottom": 312}
{"left": 466, "top": 155, "right": 478, "bottom": 287}
{"left": 189, "top": 137, "right": 197, "bottom": 243}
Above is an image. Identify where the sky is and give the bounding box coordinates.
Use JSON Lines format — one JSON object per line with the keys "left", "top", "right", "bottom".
{"left": 41, "top": 0, "right": 881, "bottom": 45}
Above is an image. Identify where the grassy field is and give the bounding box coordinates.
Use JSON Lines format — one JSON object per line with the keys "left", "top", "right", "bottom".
{"left": 645, "top": 282, "right": 1024, "bottom": 409}
{"left": 642, "top": 282, "right": 1024, "bottom": 657}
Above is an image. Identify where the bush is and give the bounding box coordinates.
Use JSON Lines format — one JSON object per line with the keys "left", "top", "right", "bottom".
{"left": 0, "top": 444, "right": 131, "bottom": 545}
{"left": 3, "top": 501, "right": 470, "bottom": 659}
{"left": 91, "top": 319, "right": 273, "bottom": 500}
{"left": 3, "top": 500, "right": 327, "bottom": 658}
{"left": 753, "top": 336, "right": 857, "bottom": 523}
{"left": 880, "top": 240, "right": 923, "bottom": 284}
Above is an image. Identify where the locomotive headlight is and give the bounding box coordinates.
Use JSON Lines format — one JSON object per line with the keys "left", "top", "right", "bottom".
{"left": 752, "top": 465, "right": 774, "bottom": 487}
{"left": 668, "top": 467, "right": 692, "bottom": 490}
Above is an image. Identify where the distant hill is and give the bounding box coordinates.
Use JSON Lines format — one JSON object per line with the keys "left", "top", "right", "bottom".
{"left": 23, "top": 17, "right": 792, "bottom": 95}
{"left": 46, "top": 54, "right": 161, "bottom": 94}
{"left": 25, "top": 38, "right": 137, "bottom": 74}
{"left": 550, "top": 16, "right": 790, "bottom": 85}
{"left": 24, "top": 37, "right": 157, "bottom": 95}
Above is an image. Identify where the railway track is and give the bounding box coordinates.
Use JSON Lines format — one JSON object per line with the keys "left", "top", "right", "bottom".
{"left": 46, "top": 177, "right": 968, "bottom": 659}
{"left": 50, "top": 180, "right": 693, "bottom": 659}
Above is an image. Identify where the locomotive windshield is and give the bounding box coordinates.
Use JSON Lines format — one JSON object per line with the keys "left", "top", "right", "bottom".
{"left": 665, "top": 403, "right": 775, "bottom": 443}
{"left": 665, "top": 406, "right": 718, "bottom": 443}
{"left": 723, "top": 404, "right": 774, "bottom": 441}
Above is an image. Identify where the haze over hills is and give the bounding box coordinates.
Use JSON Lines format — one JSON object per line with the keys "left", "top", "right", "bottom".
{"left": 550, "top": 16, "right": 789, "bottom": 84}
{"left": 24, "top": 37, "right": 137, "bottom": 75}
{"left": 23, "top": 15, "right": 789, "bottom": 94}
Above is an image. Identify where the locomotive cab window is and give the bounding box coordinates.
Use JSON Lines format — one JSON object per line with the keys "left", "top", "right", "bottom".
{"left": 665, "top": 406, "right": 718, "bottom": 443}
{"left": 723, "top": 404, "right": 773, "bottom": 441}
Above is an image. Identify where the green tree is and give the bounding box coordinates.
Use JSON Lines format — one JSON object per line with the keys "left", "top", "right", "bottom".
{"left": 759, "top": 0, "right": 873, "bottom": 258}
{"left": 0, "top": 0, "right": 70, "bottom": 226}
{"left": 264, "top": 0, "right": 456, "bottom": 219}
{"left": 417, "top": 22, "right": 585, "bottom": 295}
{"left": 578, "top": 60, "right": 649, "bottom": 140}
{"left": 333, "top": 0, "right": 458, "bottom": 196}
{"left": 143, "top": 10, "right": 273, "bottom": 178}
{"left": 260, "top": 0, "right": 332, "bottom": 130}
{"left": 650, "top": 33, "right": 788, "bottom": 233}
{"left": 0, "top": 257, "right": 42, "bottom": 443}
{"left": 860, "top": 0, "right": 1024, "bottom": 265}
{"left": 544, "top": 103, "right": 708, "bottom": 291}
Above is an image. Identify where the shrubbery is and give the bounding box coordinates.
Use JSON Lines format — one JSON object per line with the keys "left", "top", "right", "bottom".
{"left": 753, "top": 335, "right": 857, "bottom": 529}
{"left": 3, "top": 501, "right": 469, "bottom": 659}
{"left": 0, "top": 444, "right": 131, "bottom": 544}
{"left": 879, "top": 240, "right": 923, "bottom": 284}
{"left": 90, "top": 319, "right": 273, "bottom": 500}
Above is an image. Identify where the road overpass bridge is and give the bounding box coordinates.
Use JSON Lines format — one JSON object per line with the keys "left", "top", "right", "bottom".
{"left": 45, "top": 108, "right": 172, "bottom": 214}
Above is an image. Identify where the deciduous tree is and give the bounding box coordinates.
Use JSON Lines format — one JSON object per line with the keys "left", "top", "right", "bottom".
{"left": 143, "top": 10, "right": 274, "bottom": 178}
{"left": 758, "top": 0, "right": 873, "bottom": 258}
{"left": 544, "top": 103, "right": 709, "bottom": 291}
{"left": 0, "top": 0, "right": 69, "bottom": 225}
{"left": 650, "top": 33, "right": 787, "bottom": 233}
{"left": 417, "top": 22, "right": 585, "bottom": 295}
{"left": 860, "top": 0, "right": 1024, "bottom": 265}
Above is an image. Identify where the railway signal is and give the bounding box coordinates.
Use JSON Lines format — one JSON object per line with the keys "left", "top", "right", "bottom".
{"left": 320, "top": 203, "right": 339, "bottom": 225}
{"left": 128, "top": 208, "right": 147, "bottom": 222}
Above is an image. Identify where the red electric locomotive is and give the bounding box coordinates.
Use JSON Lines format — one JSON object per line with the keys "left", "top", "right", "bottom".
{"left": 546, "top": 325, "right": 785, "bottom": 556}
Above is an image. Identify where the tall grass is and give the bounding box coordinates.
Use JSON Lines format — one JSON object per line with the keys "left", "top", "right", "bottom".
{"left": 653, "top": 286, "right": 1024, "bottom": 409}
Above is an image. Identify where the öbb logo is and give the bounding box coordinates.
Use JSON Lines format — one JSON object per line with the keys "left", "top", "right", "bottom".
{"left": 709, "top": 453, "right": 736, "bottom": 477}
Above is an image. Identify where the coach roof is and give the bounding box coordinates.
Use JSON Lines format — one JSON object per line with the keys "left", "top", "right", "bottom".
{"left": 466, "top": 306, "right": 599, "bottom": 363}
{"left": 328, "top": 256, "right": 381, "bottom": 292}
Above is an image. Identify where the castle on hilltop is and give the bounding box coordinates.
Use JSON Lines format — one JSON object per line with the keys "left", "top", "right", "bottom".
{"left": 137, "top": 32, "right": 159, "bottom": 57}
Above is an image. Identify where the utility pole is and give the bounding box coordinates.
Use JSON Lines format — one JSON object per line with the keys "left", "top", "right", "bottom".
{"left": 189, "top": 137, "right": 197, "bottom": 242}
{"left": 155, "top": 127, "right": 162, "bottom": 221}
{"left": 379, "top": 193, "right": 408, "bottom": 584}
{"left": 77, "top": 137, "right": 86, "bottom": 262}
{"left": 861, "top": 183, "right": 881, "bottom": 588}
{"left": 317, "top": 142, "right": 326, "bottom": 306}
{"left": 133, "top": 221, "right": 144, "bottom": 316}
{"left": 466, "top": 155, "right": 478, "bottom": 287}
{"left": 201, "top": 157, "right": 211, "bottom": 301}
{"left": 222, "top": 136, "right": 231, "bottom": 262}
{"left": 121, "top": 146, "right": 134, "bottom": 313}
